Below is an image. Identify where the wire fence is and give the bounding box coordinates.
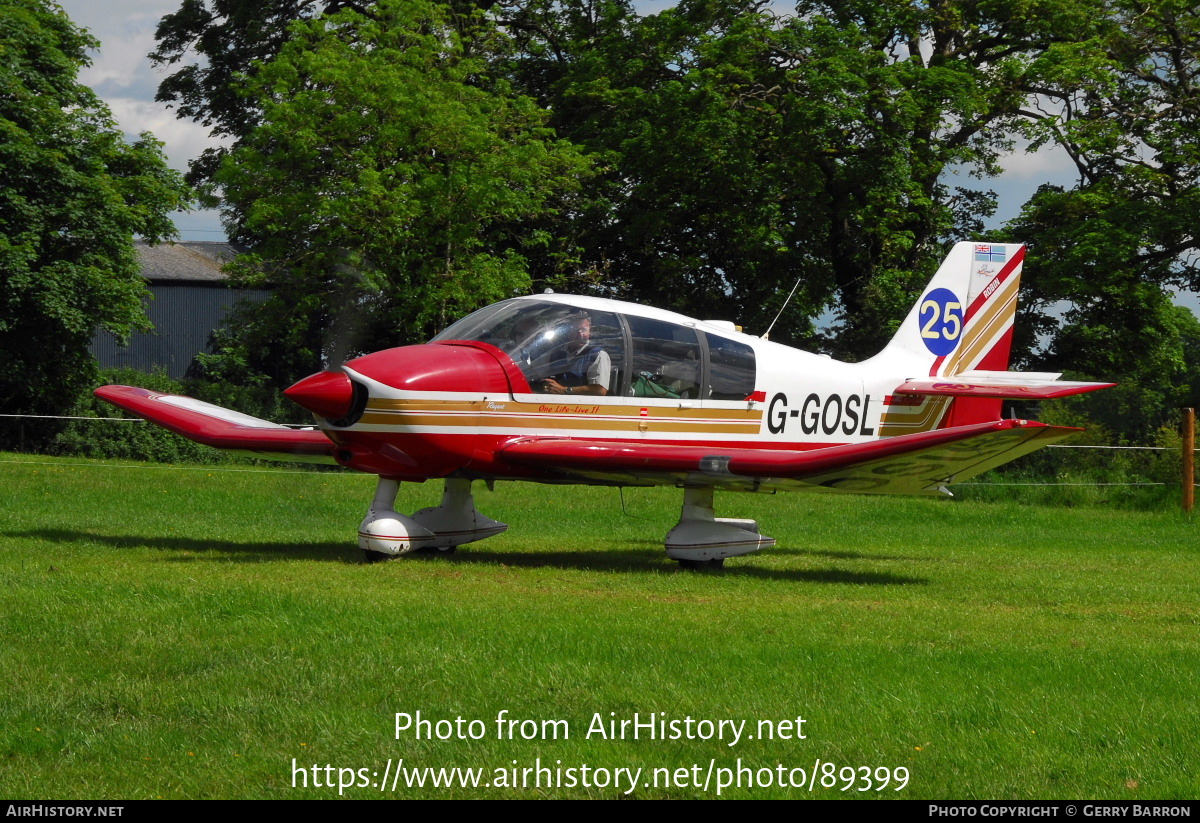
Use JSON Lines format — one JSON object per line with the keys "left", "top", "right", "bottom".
{"left": 0, "top": 456, "right": 331, "bottom": 475}
{"left": 0, "top": 413, "right": 316, "bottom": 427}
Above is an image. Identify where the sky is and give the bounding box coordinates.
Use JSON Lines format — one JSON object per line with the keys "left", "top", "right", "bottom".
{"left": 59, "top": 0, "right": 227, "bottom": 240}
{"left": 57, "top": 0, "right": 1081, "bottom": 243}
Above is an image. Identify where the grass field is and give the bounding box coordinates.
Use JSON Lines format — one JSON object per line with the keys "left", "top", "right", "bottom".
{"left": 1, "top": 454, "right": 1198, "bottom": 799}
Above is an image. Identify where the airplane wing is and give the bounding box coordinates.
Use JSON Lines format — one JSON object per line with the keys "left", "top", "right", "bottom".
{"left": 894, "top": 370, "right": 1115, "bottom": 400}
{"left": 94, "top": 385, "right": 337, "bottom": 463}
{"left": 499, "top": 419, "right": 1078, "bottom": 495}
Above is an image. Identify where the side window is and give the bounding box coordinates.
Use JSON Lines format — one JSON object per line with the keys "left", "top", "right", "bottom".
{"left": 705, "top": 333, "right": 756, "bottom": 400}
{"left": 627, "top": 316, "right": 702, "bottom": 399}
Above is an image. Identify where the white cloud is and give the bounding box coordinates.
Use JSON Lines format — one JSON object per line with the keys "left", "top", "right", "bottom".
{"left": 76, "top": 23, "right": 158, "bottom": 93}
{"left": 56, "top": 1, "right": 224, "bottom": 238}
{"left": 103, "top": 96, "right": 227, "bottom": 173}
{"left": 56, "top": 2, "right": 187, "bottom": 129}
{"left": 1000, "top": 141, "right": 1079, "bottom": 184}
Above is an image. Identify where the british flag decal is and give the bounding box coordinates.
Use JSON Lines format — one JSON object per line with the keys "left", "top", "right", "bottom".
{"left": 974, "top": 244, "right": 1007, "bottom": 262}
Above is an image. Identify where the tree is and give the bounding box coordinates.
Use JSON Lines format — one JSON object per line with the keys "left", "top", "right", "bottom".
{"left": 150, "top": 0, "right": 368, "bottom": 192}
{"left": 496, "top": 0, "right": 1114, "bottom": 356}
{"left": 498, "top": 0, "right": 834, "bottom": 343}
{"left": 150, "top": 0, "right": 494, "bottom": 192}
{"left": 0, "top": 0, "right": 190, "bottom": 446}
{"left": 197, "top": 0, "right": 591, "bottom": 386}
{"left": 1003, "top": 0, "right": 1200, "bottom": 439}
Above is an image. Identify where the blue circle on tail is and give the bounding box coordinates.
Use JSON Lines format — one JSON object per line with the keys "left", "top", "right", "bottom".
{"left": 918, "top": 288, "right": 964, "bottom": 356}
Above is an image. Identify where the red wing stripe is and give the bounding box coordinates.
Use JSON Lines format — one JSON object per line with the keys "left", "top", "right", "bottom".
{"left": 500, "top": 420, "right": 1064, "bottom": 479}
{"left": 894, "top": 379, "right": 1116, "bottom": 400}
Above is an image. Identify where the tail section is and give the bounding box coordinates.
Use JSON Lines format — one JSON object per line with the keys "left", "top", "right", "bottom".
{"left": 866, "top": 242, "right": 1111, "bottom": 431}
{"left": 882, "top": 242, "right": 1025, "bottom": 377}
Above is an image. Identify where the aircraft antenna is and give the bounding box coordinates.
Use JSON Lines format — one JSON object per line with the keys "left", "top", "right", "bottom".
{"left": 618, "top": 487, "right": 648, "bottom": 520}
{"left": 762, "top": 274, "right": 804, "bottom": 341}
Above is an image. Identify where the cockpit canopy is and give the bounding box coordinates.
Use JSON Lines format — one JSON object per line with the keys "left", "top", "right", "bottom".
{"left": 432, "top": 299, "right": 756, "bottom": 400}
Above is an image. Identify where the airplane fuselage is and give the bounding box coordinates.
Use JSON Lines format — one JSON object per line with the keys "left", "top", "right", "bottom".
{"left": 291, "top": 293, "right": 973, "bottom": 491}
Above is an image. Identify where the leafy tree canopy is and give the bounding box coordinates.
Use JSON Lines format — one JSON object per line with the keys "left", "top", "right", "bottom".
{"left": 495, "top": 0, "right": 1119, "bottom": 356}
{"left": 151, "top": 0, "right": 371, "bottom": 191}
{"left": 150, "top": 0, "right": 495, "bottom": 192}
{"left": 1004, "top": 0, "right": 1200, "bottom": 436}
{"left": 196, "top": 0, "right": 592, "bottom": 385}
{"left": 0, "top": 0, "right": 190, "bottom": 443}
{"left": 150, "top": 0, "right": 1123, "bottom": 356}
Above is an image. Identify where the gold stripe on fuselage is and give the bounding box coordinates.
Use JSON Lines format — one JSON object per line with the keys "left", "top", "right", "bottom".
{"left": 358, "top": 413, "right": 761, "bottom": 434}
{"left": 878, "top": 396, "right": 952, "bottom": 436}
{"left": 365, "top": 398, "right": 763, "bottom": 420}
{"left": 356, "top": 398, "right": 764, "bottom": 435}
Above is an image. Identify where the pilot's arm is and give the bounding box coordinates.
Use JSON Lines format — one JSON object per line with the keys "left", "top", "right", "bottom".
{"left": 584, "top": 349, "right": 612, "bottom": 395}
{"left": 546, "top": 383, "right": 607, "bottom": 396}
{"left": 542, "top": 349, "right": 611, "bottom": 396}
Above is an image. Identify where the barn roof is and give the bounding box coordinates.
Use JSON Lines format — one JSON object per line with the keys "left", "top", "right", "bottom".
{"left": 135, "top": 240, "right": 244, "bottom": 283}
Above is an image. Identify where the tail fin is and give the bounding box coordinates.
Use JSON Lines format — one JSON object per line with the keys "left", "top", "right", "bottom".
{"left": 875, "top": 242, "right": 1024, "bottom": 426}
{"left": 867, "top": 242, "right": 1112, "bottom": 429}
{"left": 882, "top": 241, "right": 1025, "bottom": 377}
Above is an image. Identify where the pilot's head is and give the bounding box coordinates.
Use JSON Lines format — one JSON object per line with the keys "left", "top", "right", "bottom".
{"left": 565, "top": 310, "right": 591, "bottom": 353}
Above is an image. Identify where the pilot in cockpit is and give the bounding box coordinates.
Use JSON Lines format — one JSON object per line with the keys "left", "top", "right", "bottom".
{"left": 534, "top": 311, "right": 611, "bottom": 396}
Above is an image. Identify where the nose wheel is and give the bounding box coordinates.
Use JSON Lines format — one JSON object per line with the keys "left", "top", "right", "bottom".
{"left": 359, "top": 477, "right": 507, "bottom": 560}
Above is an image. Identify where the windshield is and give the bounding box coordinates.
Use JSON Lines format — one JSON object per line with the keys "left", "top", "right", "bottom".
{"left": 433, "top": 300, "right": 624, "bottom": 394}
{"left": 434, "top": 300, "right": 579, "bottom": 362}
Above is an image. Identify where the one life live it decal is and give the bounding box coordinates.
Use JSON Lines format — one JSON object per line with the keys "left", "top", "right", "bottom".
{"left": 918, "top": 288, "right": 964, "bottom": 356}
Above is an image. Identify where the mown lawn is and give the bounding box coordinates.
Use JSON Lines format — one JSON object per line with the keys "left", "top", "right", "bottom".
{"left": 1, "top": 455, "right": 1197, "bottom": 799}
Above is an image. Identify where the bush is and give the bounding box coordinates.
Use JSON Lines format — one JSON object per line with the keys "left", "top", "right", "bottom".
{"left": 960, "top": 402, "right": 1193, "bottom": 510}
{"left": 49, "top": 368, "right": 240, "bottom": 464}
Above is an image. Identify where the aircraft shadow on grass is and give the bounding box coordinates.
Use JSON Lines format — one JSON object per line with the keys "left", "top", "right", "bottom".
{"left": 450, "top": 547, "right": 928, "bottom": 585}
{"left": 771, "top": 546, "right": 931, "bottom": 563}
{"left": 9, "top": 528, "right": 349, "bottom": 563}
{"left": 9, "top": 528, "right": 928, "bottom": 585}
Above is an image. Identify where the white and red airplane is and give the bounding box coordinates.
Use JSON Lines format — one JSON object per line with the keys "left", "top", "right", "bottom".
{"left": 97, "top": 242, "right": 1111, "bottom": 567}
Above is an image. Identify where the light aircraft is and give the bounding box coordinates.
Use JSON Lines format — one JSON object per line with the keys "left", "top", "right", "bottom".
{"left": 97, "top": 242, "right": 1112, "bottom": 567}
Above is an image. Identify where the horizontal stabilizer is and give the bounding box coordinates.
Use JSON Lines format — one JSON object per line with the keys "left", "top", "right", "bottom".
{"left": 500, "top": 419, "right": 1080, "bottom": 494}
{"left": 895, "top": 370, "right": 1114, "bottom": 400}
{"left": 94, "top": 385, "right": 336, "bottom": 463}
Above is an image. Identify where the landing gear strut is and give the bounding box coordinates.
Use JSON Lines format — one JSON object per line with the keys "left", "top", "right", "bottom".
{"left": 664, "top": 488, "right": 774, "bottom": 569}
{"left": 359, "top": 477, "right": 507, "bottom": 559}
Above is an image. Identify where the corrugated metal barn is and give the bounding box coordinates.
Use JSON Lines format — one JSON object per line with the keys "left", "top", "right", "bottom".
{"left": 89, "top": 241, "right": 268, "bottom": 380}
